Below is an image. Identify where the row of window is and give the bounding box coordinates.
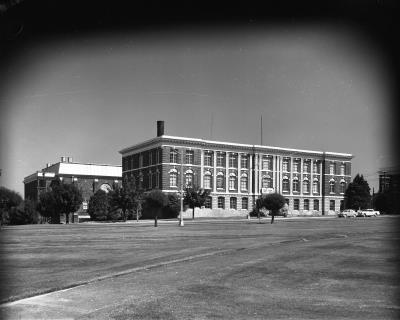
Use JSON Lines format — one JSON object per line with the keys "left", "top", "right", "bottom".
{"left": 215, "top": 196, "right": 248, "bottom": 210}
{"left": 169, "top": 171, "right": 346, "bottom": 194}
{"left": 290, "top": 199, "right": 341, "bottom": 211}
{"left": 282, "top": 179, "right": 346, "bottom": 194}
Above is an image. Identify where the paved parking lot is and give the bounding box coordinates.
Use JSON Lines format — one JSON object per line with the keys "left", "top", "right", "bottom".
{"left": 1, "top": 216, "right": 399, "bottom": 319}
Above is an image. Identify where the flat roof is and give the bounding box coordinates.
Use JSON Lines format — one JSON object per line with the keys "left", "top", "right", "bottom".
{"left": 119, "top": 135, "right": 353, "bottom": 158}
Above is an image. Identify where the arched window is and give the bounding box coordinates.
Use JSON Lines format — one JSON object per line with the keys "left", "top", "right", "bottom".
{"left": 313, "top": 180, "right": 319, "bottom": 194}
{"left": 185, "top": 173, "right": 193, "bottom": 187}
{"left": 303, "top": 179, "right": 310, "bottom": 193}
{"left": 340, "top": 181, "right": 346, "bottom": 193}
{"left": 218, "top": 197, "right": 225, "bottom": 209}
{"left": 216, "top": 172, "right": 224, "bottom": 189}
{"left": 230, "top": 197, "right": 237, "bottom": 209}
{"left": 169, "top": 172, "right": 177, "bottom": 187}
{"left": 282, "top": 177, "right": 289, "bottom": 192}
{"left": 293, "top": 178, "right": 299, "bottom": 192}
{"left": 229, "top": 174, "right": 237, "bottom": 190}
{"left": 329, "top": 180, "right": 335, "bottom": 193}
{"left": 203, "top": 173, "right": 212, "bottom": 189}
{"left": 240, "top": 174, "right": 248, "bottom": 191}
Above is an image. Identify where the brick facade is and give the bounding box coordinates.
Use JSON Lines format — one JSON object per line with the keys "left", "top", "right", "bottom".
{"left": 120, "top": 128, "right": 353, "bottom": 215}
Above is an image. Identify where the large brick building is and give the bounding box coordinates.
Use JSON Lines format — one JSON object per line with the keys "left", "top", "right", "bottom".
{"left": 24, "top": 157, "right": 122, "bottom": 216}
{"left": 119, "top": 121, "right": 353, "bottom": 215}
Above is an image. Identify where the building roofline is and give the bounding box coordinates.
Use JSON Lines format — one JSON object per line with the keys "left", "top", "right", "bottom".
{"left": 119, "top": 135, "right": 353, "bottom": 158}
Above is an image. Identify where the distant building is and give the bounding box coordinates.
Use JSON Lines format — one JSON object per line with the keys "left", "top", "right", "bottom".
{"left": 23, "top": 157, "right": 122, "bottom": 217}
{"left": 378, "top": 167, "right": 399, "bottom": 193}
{"left": 119, "top": 121, "right": 353, "bottom": 215}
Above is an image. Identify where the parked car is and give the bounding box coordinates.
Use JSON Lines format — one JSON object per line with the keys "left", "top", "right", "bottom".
{"left": 338, "top": 209, "right": 357, "bottom": 218}
{"left": 357, "top": 209, "right": 380, "bottom": 217}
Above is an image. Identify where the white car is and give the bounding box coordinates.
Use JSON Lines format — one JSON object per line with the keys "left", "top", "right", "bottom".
{"left": 357, "top": 209, "right": 380, "bottom": 217}
{"left": 338, "top": 209, "right": 357, "bottom": 218}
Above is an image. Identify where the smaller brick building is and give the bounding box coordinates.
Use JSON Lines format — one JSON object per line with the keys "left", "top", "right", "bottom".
{"left": 24, "top": 157, "right": 122, "bottom": 220}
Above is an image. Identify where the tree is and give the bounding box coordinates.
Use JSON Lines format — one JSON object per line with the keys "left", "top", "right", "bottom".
{"left": 143, "top": 190, "right": 168, "bottom": 219}
{"left": 183, "top": 187, "right": 211, "bottom": 220}
{"left": 87, "top": 190, "right": 109, "bottom": 221}
{"left": 9, "top": 199, "right": 39, "bottom": 225}
{"left": 109, "top": 186, "right": 135, "bottom": 222}
{"left": 0, "top": 186, "right": 23, "bottom": 225}
{"left": 37, "top": 180, "right": 83, "bottom": 224}
{"left": 257, "top": 193, "right": 286, "bottom": 224}
{"left": 344, "top": 174, "right": 371, "bottom": 210}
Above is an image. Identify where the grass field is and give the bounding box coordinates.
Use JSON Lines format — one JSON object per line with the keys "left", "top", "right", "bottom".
{"left": 1, "top": 216, "right": 399, "bottom": 319}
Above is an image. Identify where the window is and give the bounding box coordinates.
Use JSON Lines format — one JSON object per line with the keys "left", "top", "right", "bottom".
{"left": 170, "top": 149, "right": 178, "bottom": 163}
{"left": 303, "top": 160, "right": 310, "bottom": 173}
{"left": 313, "top": 161, "right": 319, "bottom": 174}
{"left": 282, "top": 159, "right": 290, "bottom": 172}
{"left": 313, "top": 180, "right": 319, "bottom": 194}
{"left": 303, "top": 180, "right": 310, "bottom": 193}
{"left": 139, "top": 154, "right": 143, "bottom": 167}
{"left": 156, "top": 150, "right": 159, "bottom": 164}
{"left": 204, "top": 174, "right": 212, "bottom": 189}
{"left": 340, "top": 164, "right": 345, "bottom": 175}
{"left": 293, "top": 160, "right": 300, "bottom": 173}
{"left": 313, "top": 199, "right": 319, "bottom": 211}
{"left": 262, "top": 156, "right": 272, "bottom": 170}
{"left": 205, "top": 196, "right": 212, "bottom": 209}
{"left": 285, "top": 198, "right": 290, "bottom": 205}
{"left": 149, "top": 152, "right": 152, "bottom": 165}
{"left": 340, "top": 181, "right": 346, "bottom": 193}
{"left": 293, "top": 179, "right": 299, "bottom": 192}
{"left": 148, "top": 172, "right": 152, "bottom": 188}
{"left": 282, "top": 178, "right": 290, "bottom": 192}
{"left": 330, "top": 200, "right": 335, "bottom": 211}
{"left": 204, "top": 152, "right": 213, "bottom": 166}
{"left": 185, "top": 150, "right": 194, "bottom": 165}
{"left": 217, "top": 152, "right": 225, "bottom": 167}
{"left": 340, "top": 200, "right": 344, "bottom": 211}
{"left": 229, "top": 153, "right": 238, "bottom": 168}
{"left": 329, "top": 181, "right": 335, "bottom": 193}
{"left": 229, "top": 175, "right": 237, "bottom": 190}
{"left": 294, "top": 199, "right": 299, "bottom": 210}
{"left": 242, "top": 197, "right": 248, "bottom": 209}
{"left": 304, "top": 199, "right": 309, "bottom": 211}
{"left": 185, "top": 173, "right": 193, "bottom": 187}
{"left": 240, "top": 154, "right": 248, "bottom": 169}
{"left": 169, "top": 172, "right": 177, "bottom": 187}
{"left": 329, "top": 162, "right": 335, "bottom": 175}
{"left": 240, "top": 175, "right": 248, "bottom": 191}
{"left": 155, "top": 171, "right": 159, "bottom": 188}
{"left": 230, "top": 197, "right": 237, "bottom": 209}
{"left": 262, "top": 176, "right": 272, "bottom": 188}
{"left": 218, "top": 197, "right": 225, "bottom": 209}
{"left": 216, "top": 173, "right": 224, "bottom": 189}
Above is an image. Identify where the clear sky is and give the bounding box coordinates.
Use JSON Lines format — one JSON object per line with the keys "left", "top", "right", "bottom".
{"left": 0, "top": 23, "right": 395, "bottom": 196}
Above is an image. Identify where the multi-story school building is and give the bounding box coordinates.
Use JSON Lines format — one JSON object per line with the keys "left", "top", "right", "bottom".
{"left": 119, "top": 121, "right": 353, "bottom": 215}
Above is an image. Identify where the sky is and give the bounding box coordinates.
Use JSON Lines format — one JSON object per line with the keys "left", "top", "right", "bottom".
{"left": 0, "top": 23, "right": 395, "bottom": 197}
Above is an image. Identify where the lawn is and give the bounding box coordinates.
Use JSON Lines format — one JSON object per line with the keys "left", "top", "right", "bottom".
{"left": 1, "top": 216, "right": 399, "bottom": 319}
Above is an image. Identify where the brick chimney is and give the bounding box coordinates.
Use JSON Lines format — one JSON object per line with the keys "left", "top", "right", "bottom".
{"left": 157, "top": 120, "right": 164, "bottom": 137}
